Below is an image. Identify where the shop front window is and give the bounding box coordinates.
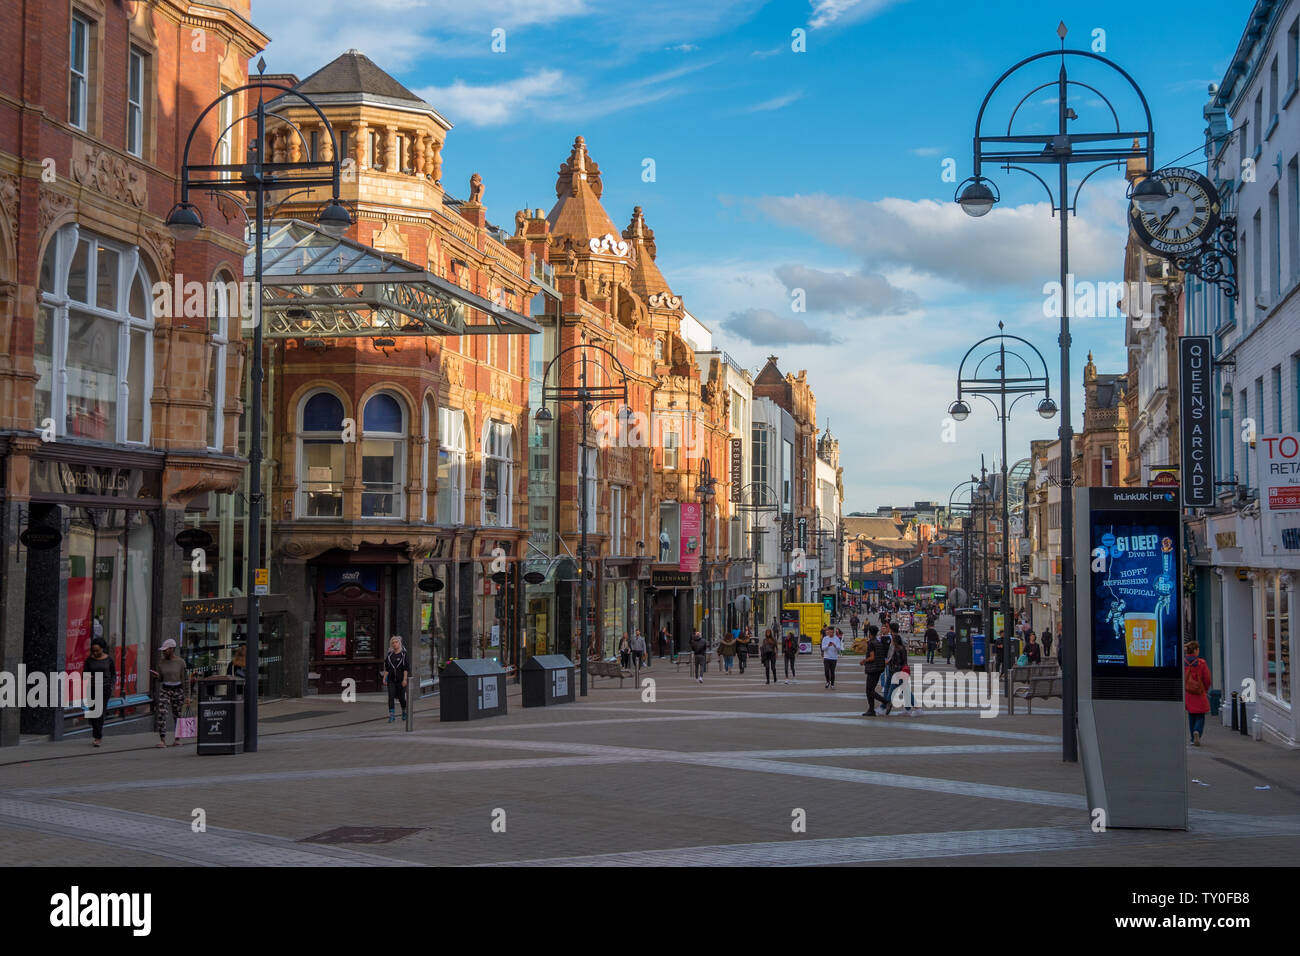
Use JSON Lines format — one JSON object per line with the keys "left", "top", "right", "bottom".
{"left": 66, "top": 508, "right": 153, "bottom": 705}
{"left": 1263, "top": 573, "right": 1291, "bottom": 704}
{"left": 482, "top": 420, "right": 513, "bottom": 527}
{"left": 436, "top": 407, "right": 465, "bottom": 525}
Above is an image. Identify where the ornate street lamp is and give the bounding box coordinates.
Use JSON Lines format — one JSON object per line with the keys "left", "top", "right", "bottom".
{"left": 948, "top": 323, "right": 1055, "bottom": 713}
{"left": 955, "top": 24, "right": 1161, "bottom": 760}
{"left": 167, "top": 60, "right": 350, "bottom": 752}
{"left": 534, "top": 345, "right": 629, "bottom": 695}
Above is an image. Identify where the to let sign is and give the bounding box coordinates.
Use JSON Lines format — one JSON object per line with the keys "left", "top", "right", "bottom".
{"left": 1179, "top": 336, "right": 1213, "bottom": 507}
{"left": 1258, "top": 433, "right": 1300, "bottom": 553}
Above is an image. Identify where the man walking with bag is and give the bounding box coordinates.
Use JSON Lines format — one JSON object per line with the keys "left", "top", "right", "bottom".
{"left": 861, "top": 625, "right": 888, "bottom": 716}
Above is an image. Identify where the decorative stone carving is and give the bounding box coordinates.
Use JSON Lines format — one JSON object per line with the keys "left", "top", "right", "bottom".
{"left": 514, "top": 209, "right": 527, "bottom": 236}
{"left": 589, "top": 233, "right": 628, "bottom": 257}
{"left": 38, "top": 188, "right": 76, "bottom": 234}
{"left": 70, "top": 143, "right": 147, "bottom": 206}
{"left": 555, "top": 136, "right": 603, "bottom": 198}
{"left": 468, "top": 173, "right": 484, "bottom": 203}
{"left": 648, "top": 291, "right": 681, "bottom": 309}
{"left": 0, "top": 173, "right": 18, "bottom": 236}
{"left": 443, "top": 353, "right": 465, "bottom": 387}
{"left": 140, "top": 225, "right": 175, "bottom": 281}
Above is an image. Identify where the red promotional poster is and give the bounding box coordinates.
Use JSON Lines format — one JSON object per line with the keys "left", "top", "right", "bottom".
{"left": 679, "top": 502, "right": 701, "bottom": 573}
{"left": 65, "top": 575, "right": 93, "bottom": 677}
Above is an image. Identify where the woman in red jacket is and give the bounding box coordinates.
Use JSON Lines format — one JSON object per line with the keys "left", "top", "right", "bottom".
{"left": 1184, "top": 640, "right": 1212, "bottom": 746}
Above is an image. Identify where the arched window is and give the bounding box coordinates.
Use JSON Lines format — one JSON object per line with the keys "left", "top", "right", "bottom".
{"left": 362, "top": 392, "right": 406, "bottom": 518}
{"left": 436, "top": 407, "right": 466, "bottom": 525}
{"left": 481, "top": 419, "right": 514, "bottom": 526}
{"left": 298, "top": 390, "right": 345, "bottom": 517}
{"left": 207, "top": 271, "right": 235, "bottom": 451}
{"left": 37, "top": 224, "right": 154, "bottom": 443}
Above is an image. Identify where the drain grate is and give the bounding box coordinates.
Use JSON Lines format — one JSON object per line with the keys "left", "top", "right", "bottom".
{"left": 261, "top": 710, "right": 337, "bottom": 723}
{"left": 300, "top": 826, "right": 425, "bottom": 845}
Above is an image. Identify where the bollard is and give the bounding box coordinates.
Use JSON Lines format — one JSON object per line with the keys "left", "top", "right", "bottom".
{"left": 1230, "top": 691, "right": 1239, "bottom": 731}
{"left": 1239, "top": 696, "right": 1249, "bottom": 736}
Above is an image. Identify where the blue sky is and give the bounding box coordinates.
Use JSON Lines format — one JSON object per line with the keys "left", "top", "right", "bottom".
{"left": 257, "top": 0, "right": 1252, "bottom": 510}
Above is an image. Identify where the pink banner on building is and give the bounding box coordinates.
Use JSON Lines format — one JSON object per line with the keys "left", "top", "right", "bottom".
{"left": 679, "top": 502, "right": 701, "bottom": 573}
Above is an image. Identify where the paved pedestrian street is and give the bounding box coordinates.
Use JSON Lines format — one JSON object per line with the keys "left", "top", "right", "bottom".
{"left": 3, "top": 656, "right": 1296, "bottom": 867}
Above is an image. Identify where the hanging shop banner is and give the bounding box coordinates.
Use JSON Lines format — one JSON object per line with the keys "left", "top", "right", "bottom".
{"left": 1258, "top": 434, "right": 1300, "bottom": 554}
{"left": 798, "top": 517, "right": 807, "bottom": 552}
{"left": 679, "top": 502, "right": 702, "bottom": 573}
{"left": 1179, "top": 336, "right": 1214, "bottom": 507}
{"left": 781, "top": 514, "right": 794, "bottom": 553}
{"left": 657, "top": 502, "right": 680, "bottom": 565}
{"left": 730, "top": 439, "right": 743, "bottom": 502}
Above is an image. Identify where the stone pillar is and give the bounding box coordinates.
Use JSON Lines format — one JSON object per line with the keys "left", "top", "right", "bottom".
{"left": 384, "top": 126, "right": 398, "bottom": 172}
{"left": 20, "top": 503, "right": 67, "bottom": 737}
{"left": 274, "top": 556, "right": 310, "bottom": 697}
{"left": 413, "top": 133, "right": 426, "bottom": 176}
{"left": 319, "top": 123, "right": 334, "bottom": 162}
{"left": 427, "top": 139, "right": 442, "bottom": 184}
{"left": 353, "top": 121, "right": 368, "bottom": 171}
{"left": 0, "top": 498, "right": 29, "bottom": 746}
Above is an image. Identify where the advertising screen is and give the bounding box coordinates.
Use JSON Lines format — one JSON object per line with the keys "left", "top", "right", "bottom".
{"left": 1088, "top": 501, "right": 1180, "bottom": 678}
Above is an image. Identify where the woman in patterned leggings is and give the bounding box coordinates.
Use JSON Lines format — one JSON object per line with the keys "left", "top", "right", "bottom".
{"left": 154, "top": 639, "right": 188, "bottom": 747}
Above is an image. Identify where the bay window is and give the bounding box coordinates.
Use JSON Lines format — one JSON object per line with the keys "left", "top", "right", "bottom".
{"left": 37, "top": 225, "right": 153, "bottom": 444}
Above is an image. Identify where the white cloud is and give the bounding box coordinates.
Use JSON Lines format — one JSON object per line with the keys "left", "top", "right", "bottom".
{"left": 808, "top": 0, "right": 907, "bottom": 29}
{"left": 773, "top": 264, "right": 919, "bottom": 316}
{"left": 748, "top": 189, "right": 1128, "bottom": 290}
{"left": 745, "top": 92, "right": 804, "bottom": 112}
{"left": 722, "top": 308, "right": 838, "bottom": 346}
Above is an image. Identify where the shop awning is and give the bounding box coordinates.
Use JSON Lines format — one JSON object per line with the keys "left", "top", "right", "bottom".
{"left": 247, "top": 219, "right": 541, "bottom": 339}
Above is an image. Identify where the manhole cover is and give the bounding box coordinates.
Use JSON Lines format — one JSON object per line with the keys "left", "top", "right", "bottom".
{"left": 300, "top": 826, "right": 425, "bottom": 845}
{"left": 262, "top": 710, "right": 336, "bottom": 723}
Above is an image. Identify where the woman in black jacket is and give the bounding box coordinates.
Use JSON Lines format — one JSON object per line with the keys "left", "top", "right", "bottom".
{"left": 83, "top": 637, "right": 116, "bottom": 747}
{"left": 383, "top": 636, "right": 410, "bottom": 724}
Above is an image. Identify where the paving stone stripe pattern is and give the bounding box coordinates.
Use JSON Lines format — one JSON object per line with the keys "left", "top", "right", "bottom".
{"left": 1, "top": 662, "right": 1296, "bottom": 866}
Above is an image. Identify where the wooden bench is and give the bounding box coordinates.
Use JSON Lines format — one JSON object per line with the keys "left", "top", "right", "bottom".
{"left": 588, "top": 659, "right": 632, "bottom": 687}
{"left": 1013, "top": 675, "right": 1063, "bottom": 713}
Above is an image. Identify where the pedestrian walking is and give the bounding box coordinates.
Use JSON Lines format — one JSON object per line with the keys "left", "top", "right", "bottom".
{"left": 822, "top": 627, "right": 843, "bottom": 687}
{"left": 83, "top": 636, "right": 115, "bottom": 748}
{"left": 736, "top": 627, "right": 751, "bottom": 673}
{"left": 761, "top": 630, "right": 779, "bottom": 684}
{"left": 1042, "top": 628, "right": 1053, "bottom": 658}
{"left": 884, "top": 631, "right": 913, "bottom": 715}
{"left": 225, "top": 645, "right": 247, "bottom": 679}
{"left": 658, "top": 625, "right": 670, "bottom": 658}
{"left": 850, "top": 613, "right": 860, "bottom": 639}
{"left": 860, "top": 625, "right": 888, "bottom": 716}
{"left": 924, "top": 624, "right": 939, "bottom": 664}
{"left": 943, "top": 626, "right": 955, "bottom": 664}
{"left": 630, "top": 630, "right": 648, "bottom": 670}
{"left": 781, "top": 631, "right": 799, "bottom": 683}
{"left": 720, "top": 632, "right": 737, "bottom": 673}
{"left": 1184, "top": 641, "right": 1212, "bottom": 746}
{"left": 1024, "top": 631, "right": 1041, "bottom": 664}
{"left": 153, "top": 638, "right": 188, "bottom": 747}
{"left": 690, "top": 629, "right": 708, "bottom": 682}
{"left": 619, "top": 634, "right": 632, "bottom": 670}
{"left": 383, "top": 636, "right": 409, "bottom": 723}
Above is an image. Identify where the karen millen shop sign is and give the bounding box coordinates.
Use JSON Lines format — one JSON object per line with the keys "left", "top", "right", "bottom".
{"left": 30, "top": 459, "right": 160, "bottom": 500}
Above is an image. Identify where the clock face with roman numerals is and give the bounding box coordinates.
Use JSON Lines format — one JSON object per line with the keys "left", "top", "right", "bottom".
{"left": 1129, "top": 167, "right": 1221, "bottom": 256}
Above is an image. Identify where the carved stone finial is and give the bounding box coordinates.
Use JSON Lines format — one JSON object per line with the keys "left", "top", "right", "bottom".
{"left": 555, "top": 135, "right": 603, "bottom": 199}
{"left": 468, "top": 173, "right": 484, "bottom": 203}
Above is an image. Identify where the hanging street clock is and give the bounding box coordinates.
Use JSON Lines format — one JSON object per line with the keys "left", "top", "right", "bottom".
{"left": 1128, "top": 166, "right": 1238, "bottom": 298}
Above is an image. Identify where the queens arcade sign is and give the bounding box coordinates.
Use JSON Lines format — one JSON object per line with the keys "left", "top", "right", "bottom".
{"left": 1179, "top": 336, "right": 1213, "bottom": 508}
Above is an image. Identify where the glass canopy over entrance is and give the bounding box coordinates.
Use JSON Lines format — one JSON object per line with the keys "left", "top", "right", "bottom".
{"left": 246, "top": 219, "right": 541, "bottom": 339}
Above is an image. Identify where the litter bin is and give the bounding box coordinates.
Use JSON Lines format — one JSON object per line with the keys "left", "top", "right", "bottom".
{"left": 521, "top": 655, "right": 576, "bottom": 708}
{"left": 440, "top": 659, "right": 507, "bottom": 722}
{"left": 953, "top": 609, "right": 981, "bottom": 669}
{"left": 196, "top": 676, "right": 244, "bottom": 755}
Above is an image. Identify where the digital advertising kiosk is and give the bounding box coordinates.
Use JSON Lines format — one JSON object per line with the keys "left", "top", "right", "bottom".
{"left": 1075, "top": 487, "right": 1187, "bottom": 829}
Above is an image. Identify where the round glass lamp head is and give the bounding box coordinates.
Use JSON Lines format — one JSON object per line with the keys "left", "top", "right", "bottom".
{"left": 165, "top": 202, "right": 203, "bottom": 241}
{"left": 948, "top": 399, "right": 971, "bottom": 421}
{"left": 1037, "top": 397, "right": 1058, "bottom": 419}
{"left": 957, "top": 180, "right": 997, "bottom": 218}
{"left": 533, "top": 405, "right": 554, "bottom": 423}
{"left": 317, "top": 198, "right": 353, "bottom": 238}
{"left": 1130, "top": 175, "right": 1170, "bottom": 215}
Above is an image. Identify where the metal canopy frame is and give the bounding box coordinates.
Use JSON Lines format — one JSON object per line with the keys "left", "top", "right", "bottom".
{"left": 250, "top": 219, "right": 542, "bottom": 338}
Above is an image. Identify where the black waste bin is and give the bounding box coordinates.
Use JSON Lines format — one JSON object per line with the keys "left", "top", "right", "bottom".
{"left": 521, "top": 655, "right": 576, "bottom": 708}
{"left": 440, "top": 659, "right": 507, "bottom": 722}
{"left": 953, "top": 609, "right": 981, "bottom": 669}
{"left": 197, "top": 676, "right": 244, "bottom": 755}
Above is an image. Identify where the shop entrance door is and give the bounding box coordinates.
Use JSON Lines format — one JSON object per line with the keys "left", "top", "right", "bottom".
{"left": 316, "top": 567, "right": 384, "bottom": 694}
